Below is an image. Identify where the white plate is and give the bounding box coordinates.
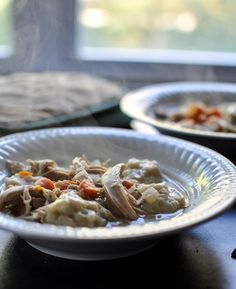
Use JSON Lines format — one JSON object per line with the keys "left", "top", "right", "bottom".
{"left": 0, "top": 127, "right": 235, "bottom": 260}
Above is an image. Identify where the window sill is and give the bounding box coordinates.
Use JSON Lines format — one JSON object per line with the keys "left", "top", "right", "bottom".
{"left": 79, "top": 47, "right": 236, "bottom": 67}
{"left": 0, "top": 46, "right": 13, "bottom": 59}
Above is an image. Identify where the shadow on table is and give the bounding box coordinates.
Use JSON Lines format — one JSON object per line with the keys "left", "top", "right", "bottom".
{"left": 0, "top": 232, "right": 226, "bottom": 289}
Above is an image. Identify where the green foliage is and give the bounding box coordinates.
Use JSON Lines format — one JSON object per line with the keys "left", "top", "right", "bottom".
{"left": 1, "top": 0, "right": 236, "bottom": 52}
{"left": 0, "top": 0, "right": 12, "bottom": 46}
{"left": 80, "top": 0, "right": 236, "bottom": 52}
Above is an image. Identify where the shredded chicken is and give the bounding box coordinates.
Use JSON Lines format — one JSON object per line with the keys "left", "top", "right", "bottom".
{"left": 0, "top": 156, "right": 186, "bottom": 227}
{"left": 6, "top": 160, "right": 28, "bottom": 175}
{"left": 102, "top": 164, "right": 138, "bottom": 220}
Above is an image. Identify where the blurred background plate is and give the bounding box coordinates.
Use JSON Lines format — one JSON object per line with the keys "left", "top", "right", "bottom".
{"left": 121, "top": 82, "right": 236, "bottom": 161}
{"left": 0, "top": 72, "right": 130, "bottom": 135}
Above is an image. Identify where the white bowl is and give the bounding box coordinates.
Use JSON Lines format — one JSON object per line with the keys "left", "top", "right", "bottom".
{"left": 120, "top": 82, "right": 236, "bottom": 159}
{"left": 0, "top": 127, "right": 235, "bottom": 260}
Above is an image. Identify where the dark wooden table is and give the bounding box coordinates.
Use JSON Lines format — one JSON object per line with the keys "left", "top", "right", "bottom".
{"left": 0, "top": 207, "right": 235, "bottom": 289}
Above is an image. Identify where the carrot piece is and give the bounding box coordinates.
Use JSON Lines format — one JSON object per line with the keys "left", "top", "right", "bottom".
{"left": 209, "top": 107, "right": 222, "bottom": 118}
{"left": 185, "top": 104, "right": 202, "bottom": 117}
{"left": 35, "top": 177, "right": 55, "bottom": 190}
{"left": 79, "top": 181, "right": 99, "bottom": 199}
{"left": 185, "top": 104, "right": 206, "bottom": 123}
{"left": 55, "top": 180, "right": 80, "bottom": 190}
{"left": 33, "top": 185, "right": 44, "bottom": 192}
{"left": 56, "top": 180, "right": 71, "bottom": 190}
{"left": 18, "top": 171, "right": 32, "bottom": 178}
{"left": 122, "top": 180, "right": 134, "bottom": 189}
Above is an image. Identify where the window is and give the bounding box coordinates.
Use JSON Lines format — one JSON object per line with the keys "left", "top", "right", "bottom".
{"left": 78, "top": 0, "right": 236, "bottom": 66}
{"left": 0, "top": 0, "right": 236, "bottom": 84}
{"left": 79, "top": 0, "right": 236, "bottom": 52}
{"left": 0, "top": 0, "right": 13, "bottom": 58}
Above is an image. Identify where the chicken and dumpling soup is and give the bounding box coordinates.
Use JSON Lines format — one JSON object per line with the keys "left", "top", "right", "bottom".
{"left": 0, "top": 156, "right": 186, "bottom": 228}
{"left": 155, "top": 101, "right": 236, "bottom": 133}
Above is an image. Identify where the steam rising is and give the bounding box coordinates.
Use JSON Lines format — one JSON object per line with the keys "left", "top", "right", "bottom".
{"left": 4, "top": 1, "right": 123, "bottom": 130}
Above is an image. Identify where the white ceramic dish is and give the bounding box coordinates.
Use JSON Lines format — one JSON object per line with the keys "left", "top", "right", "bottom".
{"left": 0, "top": 127, "right": 235, "bottom": 260}
{"left": 120, "top": 82, "right": 236, "bottom": 159}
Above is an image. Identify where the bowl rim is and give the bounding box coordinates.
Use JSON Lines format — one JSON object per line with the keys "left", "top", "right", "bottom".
{"left": 120, "top": 81, "right": 236, "bottom": 140}
{"left": 0, "top": 126, "right": 235, "bottom": 241}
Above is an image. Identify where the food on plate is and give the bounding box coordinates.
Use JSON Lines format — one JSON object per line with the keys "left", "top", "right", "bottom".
{"left": 155, "top": 101, "right": 236, "bottom": 132}
{"left": 0, "top": 156, "right": 186, "bottom": 228}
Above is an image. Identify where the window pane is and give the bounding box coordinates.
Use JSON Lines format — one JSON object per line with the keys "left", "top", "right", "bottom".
{"left": 0, "top": 0, "right": 13, "bottom": 57}
{"left": 78, "top": 0, "right": 236, "bottom": 53}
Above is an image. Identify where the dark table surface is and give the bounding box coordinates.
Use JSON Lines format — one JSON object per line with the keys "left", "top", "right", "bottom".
{"left": 0, "top": 207, "right": 235, "bottom": 289}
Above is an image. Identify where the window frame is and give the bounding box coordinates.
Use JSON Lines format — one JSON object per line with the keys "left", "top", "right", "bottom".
{"left": 0, "top": 0, "right": 236, "bottom": 86}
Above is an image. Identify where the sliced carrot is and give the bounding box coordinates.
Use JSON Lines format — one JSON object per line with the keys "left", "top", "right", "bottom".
{"left": 56, "top": 180, "right": 71, "bottom": 190}
{"left": 35, "top": 177, "right": 55, "bottom": 190}
{"left": 185, "top": 104, "right": 205, "bottom": 121}
{"left": 122, "top": 180, "right": 134, "bottom": 189}
{"left": 209, "top": 107, "right": 222, "bottom": 118}
{"left": 33, "top": 185, "right": 44, "bottom": 192}
{"left": 55, "top": 180, "right": 80, "bottom": 190}
{"left": 18, "top": 171, "right": 32, "bottom": 178}
{"left": 79, "top": 181, "right": 99, "bottom": 199}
